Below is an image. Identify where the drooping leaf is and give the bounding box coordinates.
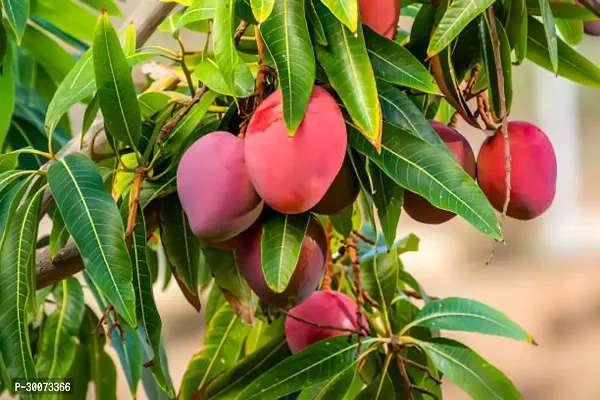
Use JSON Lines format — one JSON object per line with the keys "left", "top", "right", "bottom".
{"left": 36, "top": 278, "right": 85, "bottom": 379}
{"left": 479, "top": 14, "right": 513, "bottom": 121}
{"left": 362, "top": 248, "right": 401, "bottom": 321}
{"left": 414, "top": 338, "right": 521, "bottom": 400}
{"left": 260, "top": 0, "right": 316, "bottom": 135}
{"left": 321, "top": 0, "right": 358, "bottom": 33}
{"left": 48, "top": 153, "right": 136, "bottom": 327}
{"left": 0, "top": 183, "right": 43, "bottom": 389}
{"left": 427, "top": 0, "right": 495, "bottom": 57}
{"left": 251, "top": 0, "right": 275, "bottom": 22}
{"left": 1, "top": 0, "right": 29, "bottom": 43}
{"left": 403, "top": 297, "right": 535, "bottom": 343}
{"left": 537, "top": 0, "right": 558, "bottom": 72}
{"left": 214, "top": 0, "right": 255, "bottom": 97}
{"left": 195, "top": 58, "right": 254, "bottom": 97}
{"left": 0, "top": 42, "right": 14, "bottom": 149}
{"left": 261, "top": 211, "right": 310, "bottom": 294}
{"left": 239, "top": 336, "right": 377, "bottom": 399}
{"left": 527, "top": 16, "right": 600, "bottom": 87}
{"left": 348, "top": 123, "right": 502, "bottom": 239}
{"left": 93, "top": 11, "right": 142, "bottom": 148}
{"left": 49, "top": 208, "right": 70, "bottom": 259}
{"left": 204, "top": 248, "right": 255, "bottom": 325}
{"left": 369, "top": 164, "right": 404, "bottom": 250}
{"left": 178, "top": 0, "right": 216, "bottom": 28}
{"left": 0, "top": 172, "right": 36, "bottom": 251}
{"left": 31, "top": 0, "right": 96, "bottom": 42}
{"left": 315, "top": 2, "right": 381, "bottom": 149}
{"left": 555, "top": 18, "right": 583, "bottom": 46}
{"left": 179, "top": 303, "right": 250, "bottom": 399}
{"left": 159, "top": 195, "right": 201, "bottom": 310}
{"left": 363, "top": 27, "right": 438, "bottom": 94}
{"left": 204, "top": 336, "right": 291, "bottom": 399}
{"left": 306, "top": 0, "right": 327, "bottom": 46}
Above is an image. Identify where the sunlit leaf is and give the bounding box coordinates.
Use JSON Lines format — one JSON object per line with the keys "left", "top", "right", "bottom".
{"left": 0, "top": 42, "right": 14, "bottom": 149}
{"left": 31, "top": 0, "right": 96, "bottom": 42}
{"left": 321, "top": 0, "right": 358, "bottom": 33}
{"left": 251, "top": 0, "right": 275, "bottom": 22}
{"left": 1, "top": 0, "right": 29, "bottom": 43}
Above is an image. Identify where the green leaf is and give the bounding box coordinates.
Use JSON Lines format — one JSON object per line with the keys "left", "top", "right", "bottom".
{"left": 178, "top": 0, "right": 215, "bottom": 28}
{"left": 122, "top": 23, "right": 137, "bottom": 57}
{"left": 363, "top": 27, "right": 438, "bottom": 94}
{"left": 414, "top": 338, "right": 521, "bottom": 400}
{"left": 362, "top": 247, "right": 400, "bottom": 319}
{"left": 427, "top": 0, "right": 495, "bottom": 57}
{"left": 1, "top": 0, "right": 29, "bottom": 43}
{"left": 63, "top": 342, "right": 91, "bottom": 400}
{"left": 527, "top": 1, "right": 599, "bottom": 19}
{"left": 204, "top": 248, "right": 255, "bottom": 325}
{"left": 0, "top": 182, "right": 43, "bottom": 390}
{"left": 0, "top": 42, "right": 14, "bottom": 150}
{"left": 31, "top": 0, "right": 96, "bottom": 42}
{"left": 80, "top": 0, "right": 122, "bottom": 15}
{"left": 36, "top": 278, "right": 85, "bottom": 379}
{"left": 348, "top": 123, "right": 502, "bottom": 239}
{"left": 179, "top": 304, "right": 250, "bottom": 400}
{"left": 260, "top": 0, "right": 315, "bottom": 134}
{"left": 93, "top": 11, "right": 142, "bottom": 148}
{"left": 555, "top": 18, "right": 583, "bottom": 47}
{"left": 321, "top": 0, "right": 358, "bottom": 33}
{"left": 50, "top": 208, "right": 70, "bottom": 259}
{"left": 261, "top": 211, "right": 310, "bottom": 293}
{"left": 369, "top": 164, "right": 404, "bottom": 250}
{"left": 527, "top": 16, "right": 600, "bottom": 86}
{"left": 479, "top": 15, "right": 513, "bottom": 121}
{"left": 214, "top": 0, "right": 255, "bottom": 97}
{"left": 315, "top": 3, "right": 381, "bottom": 148}
{"left": 537, "top": 0, "right": 558, "bottom": 72}
{"left": 127, "top": 202, "right": 175, "bottom": 397}
{"left": 306, "top": 0, "right": 327, "bottom": 46}
{"left": 0, "top": 173, "right": 36, "bottom": 251}
{"left": 205, "top": 336, "right": 291, "bottom": 399}
{"left": 402, "top": 297, "right": 535, "bottom": 343}
{"left": 297, "top": 359, "right": 358, "bottom": 400}
{"left": 329, "top": 204, "right": 353, "bottom": 237}
{"left": 159, "top": 196, "right": 201, "bottom": 306}
{"left": 239, "top": 336, "right": 377, "bottom": 399}
{"left": 48, "top": 153, "right": 137, "bottom": 327}
{"left": 195, "top": 58, "right": 254, "bottom": 97}
{"left": 251, "top": 0, "right": 275, "bottom": 22}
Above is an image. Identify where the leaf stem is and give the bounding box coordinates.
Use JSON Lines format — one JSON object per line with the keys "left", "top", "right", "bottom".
{"left": 176, "top": 34, "right": 196, "bottom": 96}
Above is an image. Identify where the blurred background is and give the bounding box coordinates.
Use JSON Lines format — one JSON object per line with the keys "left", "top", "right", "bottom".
{"left": 20, "top": 0, "right": 600, "bottom": 399}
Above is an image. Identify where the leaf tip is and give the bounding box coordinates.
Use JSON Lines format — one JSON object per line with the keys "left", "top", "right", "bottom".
{"left": 101, "top": 4, "right": 107, "bottom": 15}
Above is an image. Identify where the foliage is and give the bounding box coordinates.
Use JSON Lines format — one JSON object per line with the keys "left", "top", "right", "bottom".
{"left": 0, "top": 0, "right": 598, "bottom": 399}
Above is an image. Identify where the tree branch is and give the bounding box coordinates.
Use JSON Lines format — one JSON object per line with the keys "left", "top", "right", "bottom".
{"left": 35, "top": 0, "right": 176, "bottom": 289}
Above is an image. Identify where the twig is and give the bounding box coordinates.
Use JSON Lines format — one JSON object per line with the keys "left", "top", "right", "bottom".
{"left": 352, "top": 230, "right": 376, "bottom": 245}
{"left": 346, "top": 236, "right": 368, "bottom": 357}
{"left": 404, "top": 359, "right": 442, "bottom": 385}
{"left": 279, "top": 309, "right": 362, "bottom": 335}
{"left": 580, "top": 0, "right": 600, "bottom": 18}
{"left": 463, "top": 64, "right": 481, "bottom": 99}
{"left": 322, "top": 220, "right": 334, "bottom": 291}
{"left": 486, "top": 8, "right": 511, "bottom": 266}
{"left": 403, "top": 289, "right": 439, "bottom": 300}
{"left": 409, "top": 385, "right": 441, "bottom": 400}
{"left": 397, "top": 355, "right": 416, "bottom": 400}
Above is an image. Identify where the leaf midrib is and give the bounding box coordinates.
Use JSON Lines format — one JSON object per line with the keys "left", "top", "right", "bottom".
{"left": 368, "top": 48, "right": 431, "bottom": 88}
{"left": 403, "top": 311, "right": 523, "bottom": 338}
{"left": 198, "top": 314, "right": 238, "bottom": 390}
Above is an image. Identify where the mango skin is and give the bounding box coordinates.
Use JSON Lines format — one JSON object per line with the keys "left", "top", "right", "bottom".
{"left": 584, "top": 21, "right": 600, "bottom": 36}
{"left": 360, "top": 0, "right": 401, "bottom": 39}
{"left": 312, "top": 156, "right": 360, "bottom": 215}
{"left": 176, "top": 131, "right": 264, "bottom": 241}
{"left": 285, "top": 290, "right": 368, "bottom": 354}
{"left": 235, "top": 216, "right": 327, "bottom": 309}
{"left": 403, "top": 121, "right": 477, "bottom": 224}
{"left": 244, "top": 86, "right": 347, "bottom": 215}
{"left": 477, "top": 121, "right": 557, "bottom": 220}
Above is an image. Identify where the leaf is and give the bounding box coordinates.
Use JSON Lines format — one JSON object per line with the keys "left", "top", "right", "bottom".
{"left": 0, "top": 173, "right": 36, "bottom": 251}
{"left": 159, "top": 195, "right": 201, "bottom": 309}
{"left": 306, "top": 0, "right": 327, "bottom": 46}
{"left": 1, "top": 0, "right": 29, "bottom": 43}
{"left": 0, "top": 182, "right": 43, "bottom": 388}
{"left": 31, "top": 0, "right": 96, "bottom": 42}
{"left": 414, "top": 338, "right": 521, "bottom": 400}
{"left": 260, "top": 0, "right": 316, "bottom": 134}
{"left": 328, "top": 204, "right": 353, "bottom": 237}
{"left": 214, "top": 0, "right": 255, "bottom": 97}
{"left": 127, "top": 202, "right": 175, "bottom": 397}
{"left": 204, "top": 248, "right": 255, "bottom": 325}
{"left": 261, "top": 211, "right": 310, "bottom": 293}
{"left": 204, "top": 336, "right": 291, "bottom": 399}
{"left": 47, "top": 153, "right": 136, "bottom": 327}
{"left": 526, "top": 16, "right": 600, "bottom": 86}
{"left": 122, "top": 22, "right": 137, "bottom": 57}
{"left": 348, "top": 123, "right": 502, "bottom": 239}
{"left": 297, "top": 359, "right": 358, "bottom": 400}
{"left": 50, "top": 208, "right": 70, "bottom": 259}
{"left": 179, "top": 303, "right": 250, "bottom": 399}
{"left": 36, "top": 278, "right": 85, "bottom": 379}
{"left": 321, "top": 0, "right": 358, "bottom": 33}
{"left": 537, "top": 0, "right": 558, "bottom": 72}
{"left": 0, "top": 42, "right": 14, "bottom": 150}
{"left": 93, "top": 11, "right": 142, "bottom": 148}
{"left": 195, "top": 58, "right": 254, "bottom": 97}
{"left": 479, "top": 15, "right": 513, "bottom": 121}
{"left": 363, "top": 27, "right": 438, "bottom": 94}
{"left": 178, "top": 0, "right": 216, "bottom": 28}
{"left": 555, "top": 18, "right": 583, "bottom": 46}
{"left": 402, "top": 297, "right": 535, "bottom": 343}
{"left": 315, "top": 3, "right": 382, "bottom": 149}
{"left": 251, "top": 0, "right": 275, "bottom": 22}
{"left": 527, "top": 1, "right": 598, "bottom": 19}
{"left": 507, "top": 0, "right": 528, "bottom": 64}
{"left": 427, "top": 0, "right": 495, "bottom": 57}
{"left": 362, "top": 247, "right": 400, "bottom": 318}
{"left": 369, "top": 164, "right": 404, "bottom": 250}
{"left": 239, "top": 336, "right": 377, "bottom": 399}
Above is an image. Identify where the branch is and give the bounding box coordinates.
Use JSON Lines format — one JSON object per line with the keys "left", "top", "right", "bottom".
{"left": 35, "top": 0, "right": 176, "bottom": 288}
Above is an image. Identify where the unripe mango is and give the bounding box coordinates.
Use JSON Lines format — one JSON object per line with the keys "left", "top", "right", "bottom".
{"left": 244, "top": 86, "right": 347, "bottom": 215}
{"left": 403, "top": 121, "right": 476, "bottom": 224}
{"left": 235, "top": 216, "right": 327, "bottom": 309}
{"left": 360, "top": 0, "right": 401, "bottom": 39}
{"left": 312, "top": 156, "right": 360, "bottom": 215}
{"left": 285, "top": 290, "right": 368, "bottom": 354}
{"left": 477, "top": 121, "right": 557, "bottom": 220}
{"left": 177, "top": 131, "right": 263, "bottom": 241}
